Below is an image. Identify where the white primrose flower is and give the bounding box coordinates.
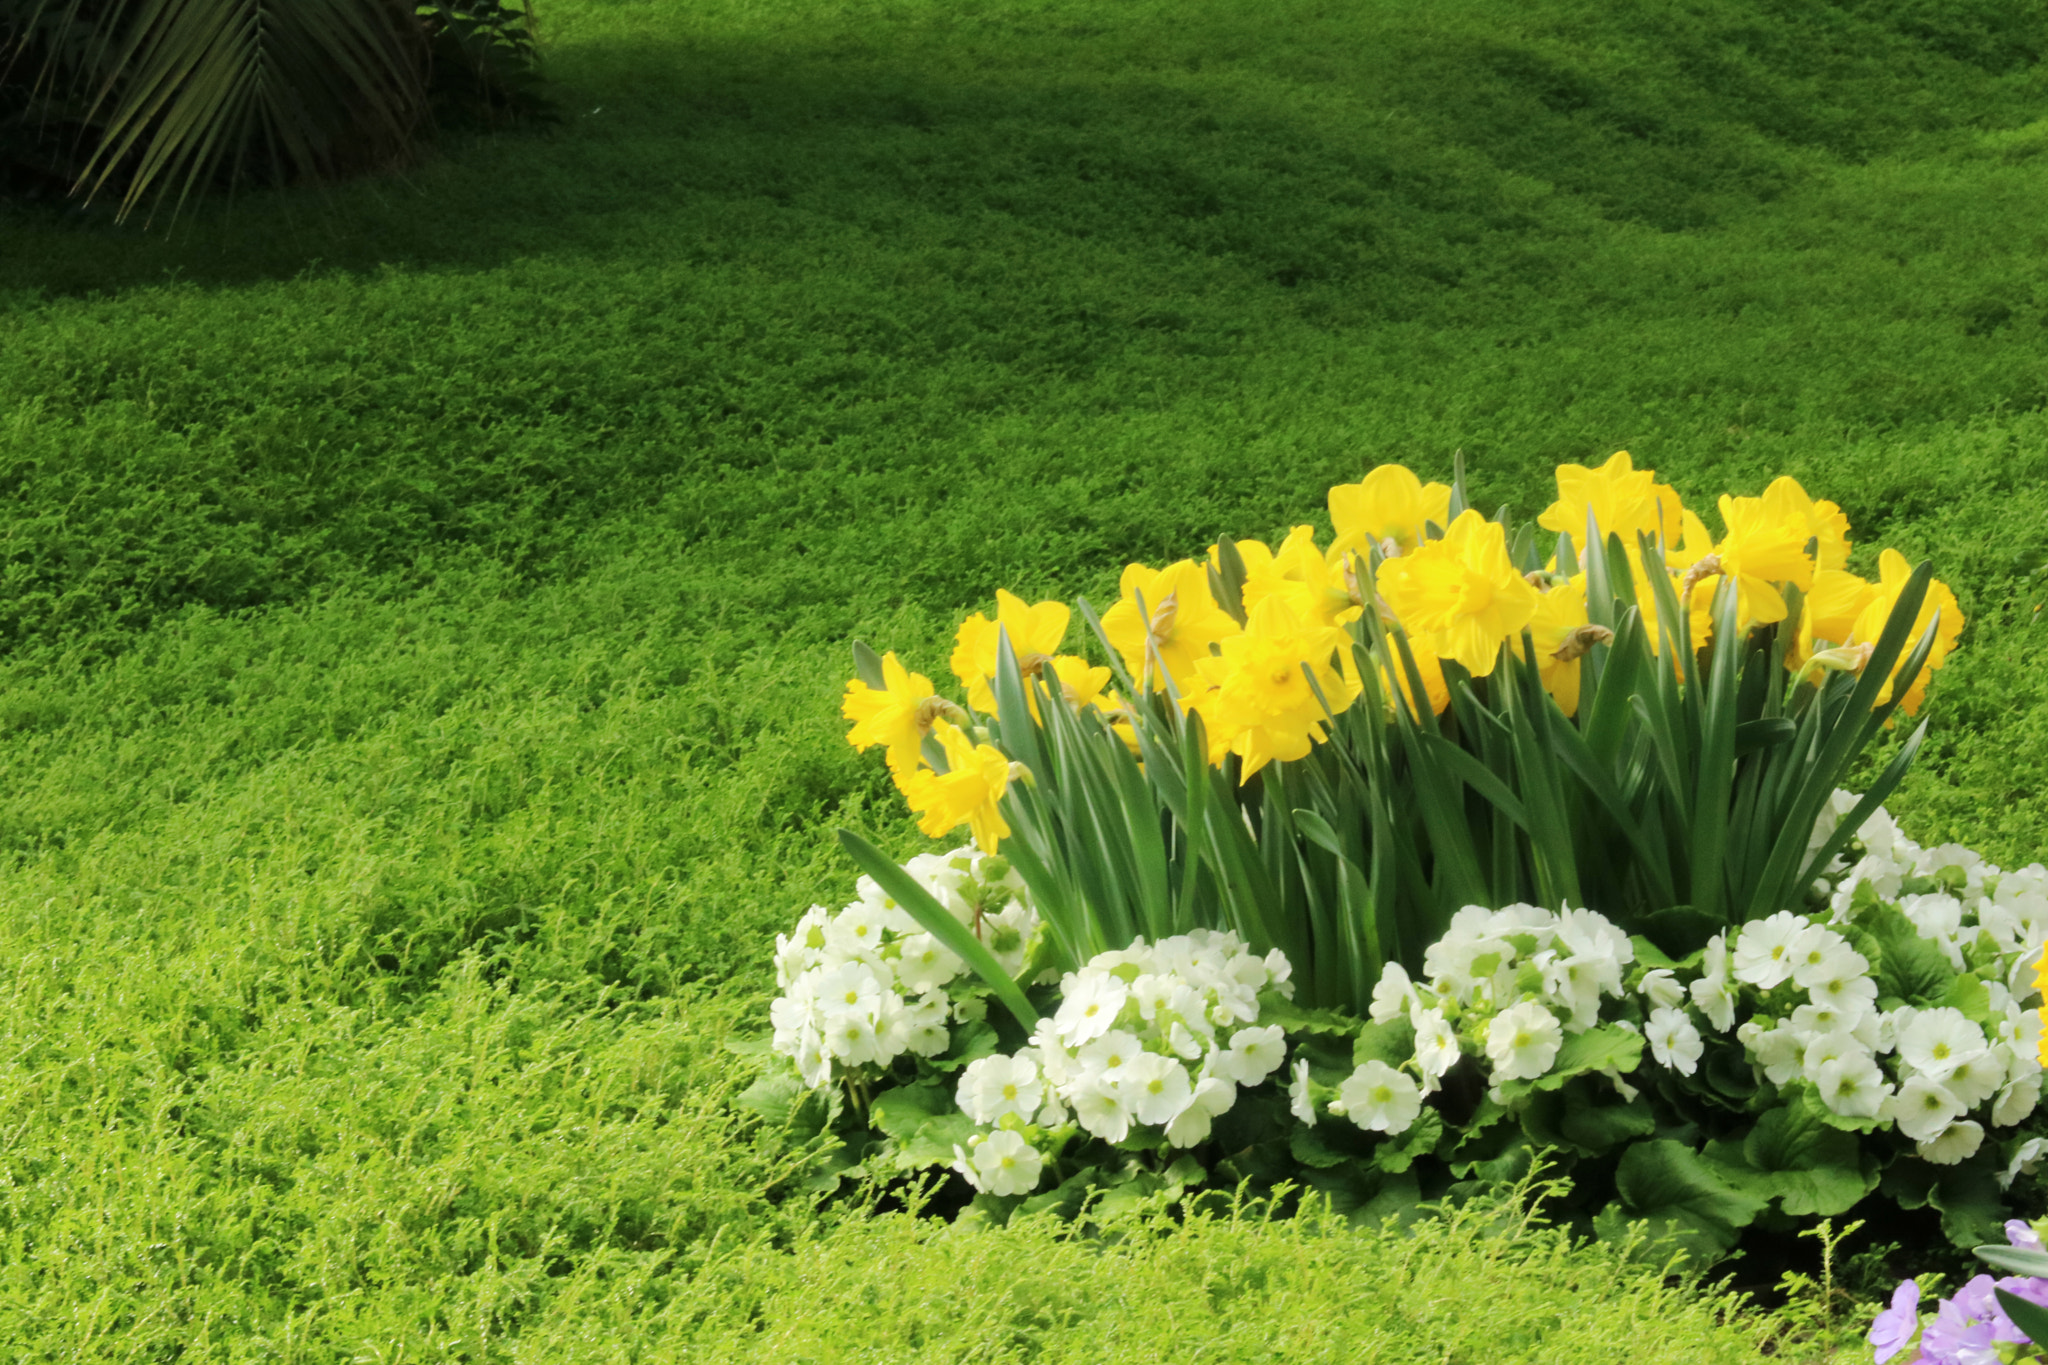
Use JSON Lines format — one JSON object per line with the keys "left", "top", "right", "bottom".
{"left": 1075, "top": 1029, "right": 1142, "bottom": 1091}
{"left": 1896, "top": 1008, "right": 1989, "bottom": 1084}
{"left": 1806, "top": 966, "right": 1880, "bottom": 1017}
{"left": 1335, "top": 1060, "right": 1423, "bottom": 1135}
{"left": 1411, "top": 1007, "right": 1462, "bottom": 1093}
{"left": 1941, "top": 1047, "right": 2005, "bottom": 1110}
{"left": 2005, "top": 1137, "right": 2048, "bottom": 1191}
{"left": 1264, "top": 948, "right": 1295, "bottom": 999}
{"left": 1799, "top": 1031, "right": 1869, "bottom": 1085}
{"left": 1690, "top": 944, "right": 1738, "bottom": 1033}
{"left": 1122, "top": 1053, "right": 1196, "bottom": 1127}
{"left": 1888, "top": 1074, "right": 1966, "bottom": 1144}
{"left": 825, "top": 902, "right": 893, "bottom": 962}
{"left": 899, "top": 992, "right": 952, "bottom": 1058}
{"left": 1739, "top": 1020, "right": 1804, "bottom": 1087}
{"left": 1288, "top": 1057, "right": 1317, "bottom": 1126}
{"left": 1644, "top": 1007, "right": 1704, "bottom": 1076}
{"left": 894, "top": 933, "right": 964, "bottom": 994}
{"left": 1165, "top": 1075, "right": 1238, "bottom": 1148}
{"left": 957, "top": 1054, "right": 1043, "bottom": 1126}
{"left": 1732, "top": 911, "right": 1814, "bottom": 990}
{"left": 1899, "top": 893, "right": 1967, "bottom": 970}
{"left": 825, "top": 1010, "right": 889, "bottom": 1067}
{"left": 1640, "top": 969, "right": 1686, "bottom": 1011}
{"left": 1918, "top": 1119, "right": 1985, "bottom": 1167}
{"left": 1053, "top": 971, "right": 1130, "bottom": 1047}
{"left": 1830, "top": 855, "right": 1905, "bottom": 921}
{"left": 1996, "top": 1072, "right": 2042, "bottom": 1128}
{"left": 1369, "top": 961, "right": 1420, "bottom": 1024}
{"left": 1069, "top": 1077, "right": 1132, "bottom": 1143}
{"left": 1211, "top": 1024, "right": 1287, "bottom": 1086}
{"left": 812, "top": 960, "right": 888, "bottom": 1022}
{"left": 1789, "top": 1001, "right": 1879, "bottom": 1049}
{"left": 1485, "top": 1001, "right": 1563, "bottom": 1083}
{"left": 1787, "top": 929, "right": 1866, "bottom": 992}
{"left": 1541, "top": 952, "right": 1615, "bottom": 1033}
{"left": 1815, "top": 1053, "right": 1890, "bottom": 1119}
{"left": 956, "top": 1129, "right": 1043, "bottom": 1197}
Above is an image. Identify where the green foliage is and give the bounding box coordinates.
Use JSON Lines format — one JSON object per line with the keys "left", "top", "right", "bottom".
{"left": 0, "top": 0, "right": 2043, "bottom": 1352}
{"left": 0, "top": 0, "right": 550, "bottom": 221}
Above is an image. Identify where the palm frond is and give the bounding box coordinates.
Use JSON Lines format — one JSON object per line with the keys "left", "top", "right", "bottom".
{"left": 83, "top": 0, "right": 429, "bottom": 222}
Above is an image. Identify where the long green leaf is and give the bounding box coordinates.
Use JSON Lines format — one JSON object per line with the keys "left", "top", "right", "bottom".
{"left": 837, "top": 829, "right": 1041, "bottom": 1031}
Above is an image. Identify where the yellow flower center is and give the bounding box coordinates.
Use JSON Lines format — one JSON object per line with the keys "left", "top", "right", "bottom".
{"left": 1456, "top": 573, "right": 1495, "bottom": 614}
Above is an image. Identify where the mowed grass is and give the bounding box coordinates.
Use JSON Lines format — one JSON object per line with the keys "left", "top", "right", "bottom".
{"left": 3, "top": 0, "right": 2048, "bottom": 1356}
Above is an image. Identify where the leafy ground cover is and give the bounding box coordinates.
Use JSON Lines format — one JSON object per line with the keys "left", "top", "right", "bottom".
{"left": 3, "top": 0, "right": 2048, "bottom": 1356}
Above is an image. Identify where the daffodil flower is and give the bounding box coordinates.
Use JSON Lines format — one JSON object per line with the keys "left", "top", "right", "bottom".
{"left": 1327, "top": 463, "right": 1452, "bottom": 559}
{"left": 842, "top": 652, "right": 951, "bottom": 775}
{"left": 950, "top": 589, "right": 1070, "bottom": 715}
{"left": 1376, "top": 509, "right": 1538, "bottom": 676}
{"left": 896, "top": 719, "right": 1013, "bottom": 853}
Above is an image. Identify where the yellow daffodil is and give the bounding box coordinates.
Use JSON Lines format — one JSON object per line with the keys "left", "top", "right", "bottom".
{"left": 1048, "top": 654, "right": 1113, "bottom": 712}
{"left": 950, "top": 590, "right": 1070, "bottom": 716}
{"left": 1761, "top": 476, "right": 1852, "bottom": 572}
{"left": 843, "top": 652, "right": 954, "bottom": 776}
{"left": 1234, "top": 525, "right": 1360, "bottom": 630}
{"left": 1328, "top": 464, "right": 1453, "bottom": 559}
{"left": 1380, "top": 635, "right": 1451, "bottom": 718}
{"left": 1376, "top": 510, "right": 1539, "bottom": 677}
{"left": 1189, "top": 595, "right": 1361, "bottom": 778}
{"left": 1790, "top": 568, "right": 1879, "bottom": 669}
{"left": 1512, "top": 576, "right": 1604, "bottom": 717}
{"left": 1708, "top": 491, "right": 1818, "bottom": 627}
{"left": 1538, "top": 451, "right": 1682, "bottom": 549}
{"left": 897, "top": 719, "right": 1013, "bottom": 853}
{"left": 1848, "top": 548, "right": 1964, "bottom": 714}
{"left": 1100, "top": 560, "right": 1241, "bottom": 696}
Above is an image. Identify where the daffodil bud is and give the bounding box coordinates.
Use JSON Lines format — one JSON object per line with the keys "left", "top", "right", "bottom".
{"left": 1007, "top": 761, "right": 1036, "bottom": 790}
{"left": 1147, "top": 590, "right": 1180, "bottom": 643}
{"left": 915, "top": 695, "right": 968, "bottom": 731}
{"left": 1550, "top": 623, "right": 1614, "bottom": 664}
{"left": 1678, "top": 553, "right": 1723, "bottom": 601}
{"left": 1792, "top": 641, "right": 1875, "bottom": 687}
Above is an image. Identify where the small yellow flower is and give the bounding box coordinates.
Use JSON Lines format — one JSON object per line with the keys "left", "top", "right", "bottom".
{"left": 1234, "top": 525, "right": 1361, "bottom": 631}
{"left": 1189, "top": 595, "right": 1360, "bottom": 778}
{"left": 1512, "top": 577, "right": 1600, "bottom": 717}
{"left": 1376, "top": 510, "right": 1539, "bottom": 677}
{"left": 1848, "top": 548, "right": 1964, "bottom": 714}
{"left": 1328, "top": 465, "right": 1453, "bottom": 559}
{"left": 1710, "top": 491, "right": 1818, "bottom": 627}
{"left": 1760, "top": 476, "right": 1852, "bottom": 572}
{"left": 1048, "top": 654, "right": 1112, "bottom": 712}
{"left": 950, "top": 590, "right": 1071, "bottom": 716}
{"left": 1538, "top": 451, "right": 1682, "bottom": 548}
{"left": 1379, "top": 635, "right": 1450, "bottom": 719}
{"left": 1790, "top": 568, "right": 1878, "bottom": 669}
{"left": 1100, "top": 560, "right": 1241, "bottom": 696}
{"left": 897, "top": 719, "right": 1013, "bottom": 853}
{"left": 842, "top": 652, "right": 948, "bottom": 776}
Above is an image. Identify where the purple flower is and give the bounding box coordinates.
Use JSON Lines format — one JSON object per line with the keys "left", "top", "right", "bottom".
{"left": 1992, "top": 1276, "right": 2048, "bottom": 1345}
{"left": 1922, "top": 1282, "right": 2002, "bottom": 1365}
{"left": 1870, "top": 1279, "right": 1920, "bottom": 1365}
{"left": 2009, "top": 1220, "right": 2045, "bottom": 1253}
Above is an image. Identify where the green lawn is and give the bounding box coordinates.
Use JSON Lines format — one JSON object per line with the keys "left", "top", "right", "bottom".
{"left": 3, "top": 0, "right": 2047, "bottom": 1356}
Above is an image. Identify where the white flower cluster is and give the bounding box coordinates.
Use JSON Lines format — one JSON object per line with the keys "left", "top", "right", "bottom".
{"left": 1336, "top": 903, "right": 1640, "bottom": 1136}
{"left": 769, "top": 846, "right": 1039, "bottom": 1088}
{"left": 1631, "top": 792, "right": 2048, "bottom": 1171}
{"left": 950, "top": 930, "right": 1293, "bottom": 1196}
{"left": 1815, "top": 789, "right": 2048, "bottom": 996}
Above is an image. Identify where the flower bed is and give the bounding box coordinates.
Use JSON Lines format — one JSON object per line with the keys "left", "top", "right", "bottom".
{"left": 747, "top": 454, "right": 2041, "bottom": 1257}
